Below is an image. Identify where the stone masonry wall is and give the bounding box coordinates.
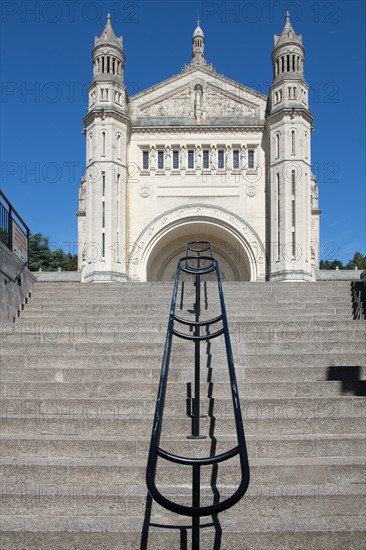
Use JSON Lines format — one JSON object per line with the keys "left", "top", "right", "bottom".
{"left": 0, "top": 241, "right": 36, "bottom": 322}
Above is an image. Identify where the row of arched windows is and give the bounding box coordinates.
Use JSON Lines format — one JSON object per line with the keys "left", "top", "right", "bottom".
{"left": 87, "top": 132, "right": 123, "bottom": 161}
{"left": 274, "top": 130, "right": 309, "bottom": 159}
{"left": 273, "top": 86, "right": 302, "bottom": 106}
{"left": 89, "top": 88, "right": 124, "bottom": 107}
{"left": 275, "top": 54, "right": 302, "bottom": 76}
{"left": 93, "top": 55, "right": 123, "bottom": 76}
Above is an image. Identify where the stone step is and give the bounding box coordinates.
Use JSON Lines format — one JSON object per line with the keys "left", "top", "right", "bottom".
{"left": 1, "top": 393, "right": 364, "bottom": 414}
{"left": 21, "top": 301, "right": 352, "bottom": 312}
{"left": 1, "top": 514, "right": 364, "bottom": 550}
{"left": 1, "top": 482, "right": 365, "bottom": 521}
{"left": 1, "top": 340, "right": 364, "bottom": 355}
{"left": 3, "top": 328, "right": 364, "bottom": 345}
{"left": 1, "top": 456, "right": 365, "bottom": 486}
{"left": 1, "top": 395, "right": 364, "bottom": 428}
{"left": 1, "top": 364, "right": 365, "bottom": 384}
{"left": 17, "top": 312, "right": 354, "bottom": 327}
{"left": 24, "top": 294, "right": 352, "bottom": 305}
{"left": 5, "top": 319, "right": 366, "bottom": 333}
{"left": 2, "top": 414, "right": 363, "bottom": 436}
{"left": 1, "top": 433, "right": 364, "bottom": 460}
{"left": 32, "top": 284, "right": 352, "bottom": 296}
{"left": 0, "top": 380, "right": 357, "bottom": 399}
{"left": 2, "top": 352, "right": 365, "bottom": 370}
{"left": 32, "top": 284, "right": 352, "bottom": 295}
{"left": 8, "top": 319, "right": 364, "bottom": 330}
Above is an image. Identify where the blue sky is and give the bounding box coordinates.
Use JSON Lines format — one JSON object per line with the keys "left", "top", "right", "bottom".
{"left": 1, "top": 0, "right": 365, "bottom": 262}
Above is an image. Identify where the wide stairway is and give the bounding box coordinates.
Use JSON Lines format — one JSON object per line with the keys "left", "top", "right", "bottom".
{"left": 1, "top": 281, "right": 365, "bottom": 549}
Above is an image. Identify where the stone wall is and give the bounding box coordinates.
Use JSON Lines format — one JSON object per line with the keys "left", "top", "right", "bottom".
{"left": 0, "top": 241, "right": 36, "bottom": 322}
{"left": 315, "top": 269, "right": 364, "bottom": 281}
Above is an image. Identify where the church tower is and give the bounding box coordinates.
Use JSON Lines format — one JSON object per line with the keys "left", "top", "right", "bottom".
{"left": 192, "top": 19, "right": 205, "bottom": 65}
{"left": 79, "top": 15, "right": 129, "bottom": 282}
{"left": 266, "top": 12, "right": 318, "bottom": 281}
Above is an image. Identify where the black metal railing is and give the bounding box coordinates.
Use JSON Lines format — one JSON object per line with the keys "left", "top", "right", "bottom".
{"left": 0, "top": 190, "right": 30, "bottom": 281}
{"left": 0, "top": 190, "right": 30, "bottom": 262}
{"left": 146, "top": 241, "right": 250, "bottom": 549}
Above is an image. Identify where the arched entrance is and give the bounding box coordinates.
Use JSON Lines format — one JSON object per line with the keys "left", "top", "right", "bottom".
{"left": 129, "top": 205, "right": 266, "bottom": 282}
{"left": 146, "top": 222, "right": 250, "bottom": 281}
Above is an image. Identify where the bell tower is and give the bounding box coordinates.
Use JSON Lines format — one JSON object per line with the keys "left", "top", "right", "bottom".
{"left": 192, "top": 19, "right": 205, "bottom": 65}
{"left": 266, "top": 12, "right": 318, "bottom": 281}
{"left": 79, "top": 14, "right": 130, "bottom": 282}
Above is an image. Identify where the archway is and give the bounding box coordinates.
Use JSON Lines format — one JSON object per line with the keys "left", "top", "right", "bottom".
{"left": 128, "top": 205, "right": 266, "bottom": 282}
{"left": 146, "top": 221, "right": 251, "bottom": 281}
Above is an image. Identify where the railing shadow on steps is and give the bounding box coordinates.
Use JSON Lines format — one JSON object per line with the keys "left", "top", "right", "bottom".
{"left": 142, "top": 242, "right": 250, "bottom": 549}
{"left": 351, "top": 281, "right": 366, "bottom": 320}
{"left": 327, "top": 366, "right": 366, "bottom": 397}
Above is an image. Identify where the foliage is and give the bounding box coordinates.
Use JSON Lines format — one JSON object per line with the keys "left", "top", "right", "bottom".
{"left": 0, "top": 227, "right": 9, "bottom": 247}
{"left": 320, "top": 252, "right": 366, "bottom": 270}
{"left": 28, "top": 233, "right": 78, "bottom": 272}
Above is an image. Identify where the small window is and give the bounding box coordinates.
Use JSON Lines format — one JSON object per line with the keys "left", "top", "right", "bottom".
{"left": 218, "top": 150, "right": 224, "bottom": 169}
{"left": 101, "top": 132, "right": 106, "bottom": 156}
{"left": 88, "top": 134, "right": 93, "bottom": 161}
{"left": 188, "top": 149, "right": 194, "bottom": 169}
{"left": 275, "top": 133, "right": 280, "bottom": 159}
{"left": 233, "top": 150, "right": 239, "bottom": 169}
{"left": 248, "top": 149, "right": 254, "bottom": 169}
{"left": 158, "top": 150, "right": 164, "bottom": 170}
{"left": 203, "top": 150, "right": 209, "bottom": 169}
{"left": 173, "top": 150, "right": 179, "bottom": 169}
{"left": 117, "top": 134, "right": 121, "bottom": 160}
{"left": 142, "top": 151, "right": 149, "bottom": 170}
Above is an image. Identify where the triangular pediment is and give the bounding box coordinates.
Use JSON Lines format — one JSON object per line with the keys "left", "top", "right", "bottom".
{"left": 129, "top": 66, "right": 267, "bottom": 123}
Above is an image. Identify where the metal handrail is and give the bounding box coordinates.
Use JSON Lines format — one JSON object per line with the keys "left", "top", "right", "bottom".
{"left": 0, "top": 190, "right": 30, "bottom": 263}
{"left": 0, "top": 260, "right": 28, "bottom": 284}
{"left": 146, "top": 242, "right": 250, "bottom": 548}
{"left": 0, "top": 190, "right": 30, "bottom": 232}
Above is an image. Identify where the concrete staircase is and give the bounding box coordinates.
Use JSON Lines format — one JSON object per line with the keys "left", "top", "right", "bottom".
{"left": 0, "top": 281, "right": 365, "bottom": 549}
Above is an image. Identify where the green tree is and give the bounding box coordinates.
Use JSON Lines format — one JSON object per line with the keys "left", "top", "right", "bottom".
{"left": 345, "top": 252, "right": 366, "bottom": 270}
{"left": 28, "top": 233, "right": 78, "bottom": 272}
{"left": 320, "top": 252, "right": 366, "bottom": 270}
{"left": 28, "top": 233, "right": 52, "bottom": 271}
{"left": 319, "top": 259, "right": 345, "bottom": 270}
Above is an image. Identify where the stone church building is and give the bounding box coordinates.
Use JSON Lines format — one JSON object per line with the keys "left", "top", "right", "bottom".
{"left": 77, "top": 13, "right": 320, "bottom": 283}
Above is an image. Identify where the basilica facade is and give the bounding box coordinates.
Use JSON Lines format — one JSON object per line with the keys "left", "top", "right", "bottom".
{"left": 77, "top": 13, "right": 320, "bottom": 282}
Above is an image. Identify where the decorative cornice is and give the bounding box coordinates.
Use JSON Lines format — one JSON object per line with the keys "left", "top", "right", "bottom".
{"left": 265, "top": 107, "right": 313, "bottom": 125}
{"left": 131, "top": 125, "right": 264, "bottom": 136}
{"left": 83, "top": 108, "right": 131, "bottom": 127}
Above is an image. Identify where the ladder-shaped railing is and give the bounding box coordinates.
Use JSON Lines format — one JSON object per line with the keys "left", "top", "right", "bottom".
{"left": 351, "top": 281, "right": 366, "bottom": 320}
{"left": 146, "top": 242, "right": 250, "bottom": 549}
